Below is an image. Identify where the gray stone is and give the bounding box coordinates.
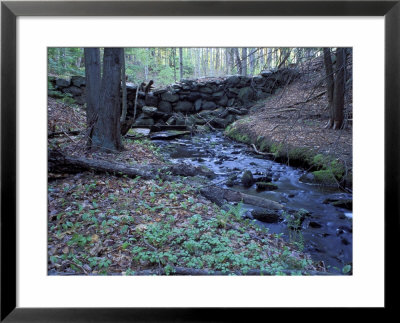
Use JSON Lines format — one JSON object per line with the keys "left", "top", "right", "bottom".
{"left": 71, "top": 76, "right": 86, "bottom": 87}
{"left": 158, "top": 101, "right": 172, "bottom": 113}
{"left": 142, "top": 106, "right": 158, "bottom": 117}
{"left": 145, "top": 94, "right": 159, "bottom": 106}
{"left": 226, "top": 75, "right": 240, "bottom": 86}
{"left": 62, "top": 86, "right": 83, "bottom": 96}
{"left": 241, "top": 170, "right": 254, "bottom": 187}
{"left": 217, "top": 95, "right": 228, "bottom": 107}
{"left": 228, "top": 88, "right": 240, "bottom": 95}
{"left": 174, "top": 101, "right": 193, "bottom": 113}
{"left": 161, "top": 91, "right": 179, "bottom": 103}
{"left": 238, "top": 87, "right": 255, "bottom": 104}
{"left": 202, "top": 101, "right": 217, "bottom": 110}
{"left": 251, "top": 209, "right": 281, "bottom": 223}
{"left": 55, "top": 78, "right": 70, "bottom": 88}
{"left": 194, "top": 99, "right": 202, "bottom": 112}
{"left": 227, "top": 98, "right": 236, "bottom": 106}
{"left": 199, "top": 86, "right": 213, "bottom": 94}
{"left": 212, "top": 91, "right": 225, "bottom": 100}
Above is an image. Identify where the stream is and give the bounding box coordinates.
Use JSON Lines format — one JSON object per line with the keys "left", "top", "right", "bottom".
{"left": 153, "top": 132, "right": 352, "bottom": 274}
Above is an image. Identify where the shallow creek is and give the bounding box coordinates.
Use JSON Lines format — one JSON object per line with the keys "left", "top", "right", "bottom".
{"left": 153, "top": 132, "right": 352, "bottom": 274}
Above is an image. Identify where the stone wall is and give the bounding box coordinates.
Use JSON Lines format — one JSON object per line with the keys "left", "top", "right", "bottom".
{"left": 48, "top": 68, "right": 299, "bottom": 129}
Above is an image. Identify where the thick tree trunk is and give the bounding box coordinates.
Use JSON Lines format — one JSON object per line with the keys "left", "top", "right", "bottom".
{"left": 332, "top": 48, "right": 346, "bottom": 130}
{"left": 84, "top": 48, "right": 101, "bottom": 149}
{"left": 120, "top": 49, "right": 128, "bottom": 123}
{"left": 323, "top": 48, "right": 335, "bottom": 128}
{"left": 91, "top": 48, "right": 123, "bottom": 152}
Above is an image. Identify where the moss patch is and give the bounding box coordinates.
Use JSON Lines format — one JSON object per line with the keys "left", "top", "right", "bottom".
{"left": 225, "top": 121, "right": 349, "bottom": 188}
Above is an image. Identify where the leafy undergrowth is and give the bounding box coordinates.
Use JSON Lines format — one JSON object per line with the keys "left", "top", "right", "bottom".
{"left": 48, "top": 172, "right": 324, "bottom": 276}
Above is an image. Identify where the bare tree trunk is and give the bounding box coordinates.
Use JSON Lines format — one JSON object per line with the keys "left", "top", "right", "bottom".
{"left": 172, "top": 48, "right": 177, "bottom": 82}
{"left": 234, "top": 48, "right": 242, "bottom": 75}
{"left": 323, "top": 48, "right": 335, "bottom": 128}
{"left": 84, "top": 48, "right": 101, "bottom": 149}
{"left": 91, "top": 48, "right": 123, "bottom": 152}
{"left": 278, "top": 48, "right": 291, "bottom": 69}
{"left": 259, "top": 48, "right": 265, "bottom": 70}
{"left": 225, "top": 48, "right": 230, "bottom": 74}
{"left": 215, "top": 48, "right": 220, "bottom": 75}
{"left": 179, "top": 47, "right": 184, "bottom": 81}
{"left": 267, "top": 48, "right": 272, "bottom": 68}
{"left": 332, "top": 48, "right": 346, "bottom": 130}
{"left": 242, "top": 47, "right": 247, "bottom": 76}
{"left": 120, "top": 49, "right": 128, "bottom": 123}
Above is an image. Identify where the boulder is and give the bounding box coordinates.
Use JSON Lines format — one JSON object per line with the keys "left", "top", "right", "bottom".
{"left": 199, "top": 86, "right": 213, "bottom": 94}
{"left": 212, "top": 91, "right": 225, "bottom": 100}
{"left": 158, "top": 101, "right": 172, "bottom": 114}
{"left": 210, "top": 117, "right": 230, "bottom": 129}
{"left": 227, "top": 98, "right": 236, "bottom": 106}
{"left": 145, "top": 94, "right": 159, "bottom": 106}
{"left": 202, "top": 101, "right": 217, "bottom": 110}
{"left": 174, "top": 101, "right": 193, "bottom": 113}
{"left": 226, "top": 75, "right": 240, "bottom": 86}
{"left": 217, "top": 95, "right": 229, "bottom": 107}
{"left": 251, "top": 209, "right": 281, "bottom": 223}
{"left": 161, "top": 91, "right": 179, "bottom": 103}
{"left": 142, "top": 106, "right": 158, "bottom": 117}
{"left": 194, "top": 99, "right": 202, "bottom": 112}
{"left": 62, "top": 86, "right": 83, "bottom": 96}
{"left": 238, "top": 87, "right": 255, "bottom": 104}
{"left": 71, "top": 76, "right": 86, "bottom": 87}
{"left": 55, "top": 78, "right": 71, "bottom": 88}
{"left": 241, "top": 170, "right": 254, "bottom": 187}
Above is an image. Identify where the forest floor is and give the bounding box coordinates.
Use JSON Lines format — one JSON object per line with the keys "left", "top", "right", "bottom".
{"left": 47, "top": 98, "right": 326, "bottom": 276}
{"left": 226, "top": 58, "right": 353, "bottom": 189}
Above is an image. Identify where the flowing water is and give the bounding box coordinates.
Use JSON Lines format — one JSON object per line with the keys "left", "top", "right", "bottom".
{"left": 153, "top": 132, "right": 352, "bottom": 274}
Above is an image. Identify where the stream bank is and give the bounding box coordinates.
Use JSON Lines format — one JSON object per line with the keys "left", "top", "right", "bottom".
{"left": 153, "top": 131, "right": 353, "bottom": 274}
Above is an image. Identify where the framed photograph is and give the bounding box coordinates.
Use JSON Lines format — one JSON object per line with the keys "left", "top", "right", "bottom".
{"left": 1, "top": 0, "right": 398, "bottom": 320}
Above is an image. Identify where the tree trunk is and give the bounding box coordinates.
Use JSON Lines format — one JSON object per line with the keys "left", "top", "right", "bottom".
{"left": 323, "top": 48, "right": 335, "bottom": 128}
{"left": 266, "top": 48, "right": 272, "bottom": 68}
{"left": 234, "top": 48, "right": 242, "bottom": 75}
{"left": 332, "top": 48, "right": 346, "bottom": 130}
{"left": 84, "top": 48, "right": 101, "bottom": 149}
{"left": 278, "top": 48, "right": 291, "bottom": 69}
{"left": 172, "top": 48, "right": 177, "bottom": 82}
{"left": 91, "top": 48, "right": 123, "bottom": 152}
{"left": 179, "top": 47, "right": 183, "bottom": 81}
{"left": 242, "top": 47, "right": 247, "bottom": 76}
{"left": 120, "top": 49, "right": 128, "bottom": 123}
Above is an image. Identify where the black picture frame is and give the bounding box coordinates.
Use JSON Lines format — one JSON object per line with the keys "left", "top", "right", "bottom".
{"left": 1, "top": 0, "right": 398, "bottom": 321}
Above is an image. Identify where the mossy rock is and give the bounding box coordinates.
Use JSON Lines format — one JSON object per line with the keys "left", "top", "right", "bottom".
{"left": 241, "top": 170, "right": 254, "bottom": 187}
{"left": 256, "top": 182, "right": 278, "bottom": 191}
{"left": 311, "top": 170, "right": 338, "bottom": 185}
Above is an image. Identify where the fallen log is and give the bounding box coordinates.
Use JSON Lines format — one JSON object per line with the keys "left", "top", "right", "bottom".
{"left": 48, "top": 149, "right": 216, "bottom": 180}
{"left": 200, "top": 185, "right": 283, "bottom": 210}
{"left": 48, "top": 130, "right": 81, "bottom": 138}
